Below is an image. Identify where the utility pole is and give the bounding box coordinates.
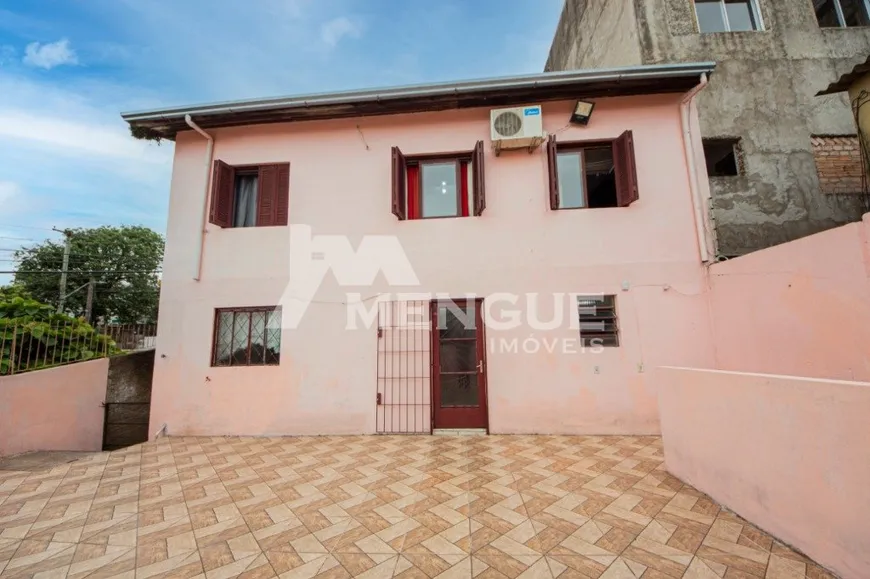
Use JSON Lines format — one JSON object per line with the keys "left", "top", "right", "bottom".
{"left": 85, "top": 277, "right": 95, "bottom": 323}
{"left": 53, "top": 228, "right": 71, "bottom": 313}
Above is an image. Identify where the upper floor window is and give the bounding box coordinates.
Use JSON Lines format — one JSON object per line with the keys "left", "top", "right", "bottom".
{"left": 391, "top": 142, "right": 485, "bottom": 220}
{"left": 209, "top": 161, "right": 290, "bottom": 228}
{"left": 814, "top": 0, "right": 870, "bottom": 27}
{"left": 694, "top": 0, "right": 762, "bottom": 32}
{"left": 546, "top": 132, "right": 639, "bottom": 210}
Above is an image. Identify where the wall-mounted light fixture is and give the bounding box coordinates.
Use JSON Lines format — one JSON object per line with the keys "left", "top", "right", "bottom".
{"left": 570, "top": 100, "right": 595, "bottom": 125}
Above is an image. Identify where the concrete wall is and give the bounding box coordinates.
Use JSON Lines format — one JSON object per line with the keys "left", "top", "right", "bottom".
{"left": 0, "top": 359, "right": 109, "bottom": 457}
{"left": 547, "top": 0, "right": 870, "bottom": 256}
{"left": 656, "top": 366, "right": 870, "bottom": 579}
{"left": 152, "top": 94, "right": 716, "bottom": 437}
{"left": 707, "top": 213, "right": 870, "bottom": 381}
{"left": 545, "top": 0, "right": 642, "bottom": 71}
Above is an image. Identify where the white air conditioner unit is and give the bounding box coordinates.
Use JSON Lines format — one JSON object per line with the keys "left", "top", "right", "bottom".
{"left": 490, "top": 105, "right": 545, "bottom": 155}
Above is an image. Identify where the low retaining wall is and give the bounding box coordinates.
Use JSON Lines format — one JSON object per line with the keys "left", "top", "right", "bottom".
{"left": 707, "top": 213, "right": 870, "bottom": 381}
{"left": 656, "top": 366, "right": 870, "bottom": 579}
{"left": 0, "top": 358, "right": 109, "bottom": 456}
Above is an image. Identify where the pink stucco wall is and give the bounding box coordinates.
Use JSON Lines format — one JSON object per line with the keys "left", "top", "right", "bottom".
{"left": 0, "top": 359, "right": 108, "bottom": 456}
{"left": 656, "top": 366, "right": 870, "bottom": 579}
{"left": 153, "top": 94, "right": 715, "bottom": 436}
{"left": 707, "top": 213, "right": 870, "bottom": 381}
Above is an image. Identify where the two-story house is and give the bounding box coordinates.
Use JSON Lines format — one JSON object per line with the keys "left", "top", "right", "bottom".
{"left": 123, "top": 62, "right": 717, "bottom": 437}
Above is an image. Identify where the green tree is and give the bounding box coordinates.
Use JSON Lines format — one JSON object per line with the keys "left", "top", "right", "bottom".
{"left": 13, "top": 226, "right": 164, "bottom": 323}
{"left": 0, "top": 288, "right": 120, "bottom": 375}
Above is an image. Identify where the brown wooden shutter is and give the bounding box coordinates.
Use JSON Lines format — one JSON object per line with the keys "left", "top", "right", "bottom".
{"left": 472, "top": 140, "right": 486, "bottom": 216}
{"left": 209, "top": 160, "right": 235, "bottom": 228}
{"left": 257, "top": 163, "right": 290, "bottom": 226}
{"left": 257, "top": 165, "right": 278, "bottom": 226}
{"left": 614, "top": 130, "right": 639, "bottom": 207}
{"left": 547, "top": 135, "right": 559, "bottom": 210}
{"left": 391, "top": 146, "right": 407, "bottom": 220}
{"left": 275, "top": 164, "right": 290, "bottom": 226}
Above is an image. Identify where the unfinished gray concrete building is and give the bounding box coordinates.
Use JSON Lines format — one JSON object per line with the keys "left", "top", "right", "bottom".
{"left": 547, "top": 0, "right": 870, "bottom": 255}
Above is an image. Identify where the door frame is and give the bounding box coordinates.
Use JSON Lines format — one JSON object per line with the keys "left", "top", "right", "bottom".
{"left": 430, "top": 297, "right": 489, "bottom": 432}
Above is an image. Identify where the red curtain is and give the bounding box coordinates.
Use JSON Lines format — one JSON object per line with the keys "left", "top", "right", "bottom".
{"left": 407, "top": 164, "right": 419, "bottom": 219}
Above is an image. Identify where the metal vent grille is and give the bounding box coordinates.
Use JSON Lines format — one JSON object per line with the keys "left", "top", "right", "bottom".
{"left": 493, "top": 110, "right": 523, "bottom": 137}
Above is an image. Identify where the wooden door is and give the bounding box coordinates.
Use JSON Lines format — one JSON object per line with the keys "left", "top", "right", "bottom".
{"left": 431, "top": 298, "right": 488, "bottom": 430}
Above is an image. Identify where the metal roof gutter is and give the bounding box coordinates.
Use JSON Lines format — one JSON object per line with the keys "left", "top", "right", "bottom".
{"left": 121, "top": 62, "right": 716, "bottom": 123}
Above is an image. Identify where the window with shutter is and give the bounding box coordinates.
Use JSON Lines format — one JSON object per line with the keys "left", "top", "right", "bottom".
{"left": 209, "top": 161, "right": 290, "bottom": 228}
{"left": 547, "top": 136, "right": 559, "bottom": 210}
{"left": 275, "top": 164, "right": 290, "bottom": 225}
{"left": 258, "top": 165, "right": 278, "bottom": 226}
{"left": 548, "top": 133, "right": 639, "bottom": 210}
{"left": 472, "top": 140, "right": 486, "bottom": 216}
{"left": 392, "top": 147, "right": 407, "bottom": 220}
{"left": 391, "top": 145, "right": 484, "bottom": 220}
{"left": 614, "top": 130, "right": 639, "bottom": 207}
{"left": 210, "top": 160, "right": 235, "bottom": 228}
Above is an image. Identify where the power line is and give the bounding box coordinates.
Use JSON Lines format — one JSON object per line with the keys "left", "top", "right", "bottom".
{"left": 0, "top": 256, "right": 155, "bottom": 266}
{"left": 1, "top": 248, "right": 164, "bottom": 261}
{"left": 1, "top": 254, "right": 164, "bottom": 268}
{"left": 1, "top": 269, "right": 162, "bottom": 275}
{"left": 1, "top": 258, "right": 163, "bottom": 269}
{"left": 0, "top": 224, "right": 63, "bottom": 233}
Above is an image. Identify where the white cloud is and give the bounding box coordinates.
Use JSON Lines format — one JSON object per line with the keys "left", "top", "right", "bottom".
{"left": 0, "top": 67, "right": 172, "bottom": 246}
{"left": 320, "top": 16, "right": 362, "bottom": 48}
{"left": 23, "top": 39, "right": 78, "bottom": 69}
{"left": 0, "top": 109, "right": 166, "bottom": 163}
{"left": 0, "top": 181, "right": 22, "bottom": 207}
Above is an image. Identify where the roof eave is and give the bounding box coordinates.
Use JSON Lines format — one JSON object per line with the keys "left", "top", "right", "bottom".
{"left": 123, "top": 62, "right": 716, "bottom": 141}
{"left": 816, "top": 54, "right": 870, "bottom": 96}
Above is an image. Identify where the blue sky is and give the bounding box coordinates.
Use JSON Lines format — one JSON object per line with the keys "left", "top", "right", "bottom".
{"left": 0, "top": 0, "right": 564, "bottom": 278}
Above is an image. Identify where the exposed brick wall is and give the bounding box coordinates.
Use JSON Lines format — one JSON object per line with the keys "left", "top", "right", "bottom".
{"left": 811, "top": 136, "right": 864, "bottom": 195}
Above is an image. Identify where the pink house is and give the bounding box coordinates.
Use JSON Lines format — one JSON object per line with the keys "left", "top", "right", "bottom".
{"left": 123, "top": 63, "right": 718, "bottom": 437}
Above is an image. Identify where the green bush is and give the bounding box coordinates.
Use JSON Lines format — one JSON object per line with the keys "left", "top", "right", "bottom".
{"left": 0, "top": 288, "right": 119, "bottom": 375}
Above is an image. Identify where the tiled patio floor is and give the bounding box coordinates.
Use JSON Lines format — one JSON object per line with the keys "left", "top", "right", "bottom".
{"left": 0, "top": 435, "right": 834, "bottom": 579}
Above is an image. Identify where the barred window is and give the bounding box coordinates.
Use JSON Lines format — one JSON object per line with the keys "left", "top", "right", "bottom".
{"left": 212, "top": 307, "right": 281, "bottom": 366}
{"left": 577, "top": 295, "right": 619, "bottom": 347}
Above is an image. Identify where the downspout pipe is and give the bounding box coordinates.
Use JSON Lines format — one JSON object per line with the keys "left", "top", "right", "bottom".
{"left": 680, "top": 73, "right": 714, "bottom": 263}
{"left": 185, "top": 114, "right": 214, "bottom": 282}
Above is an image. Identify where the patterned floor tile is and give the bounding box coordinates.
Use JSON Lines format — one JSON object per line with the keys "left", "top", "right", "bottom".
{"left": 333, "top": 516, "right": 418, "bottom": 555}
{"left": 0, "top": 435, "right": 845, "bottom": 578}
{"left": 67, "top": 543, "right": 135, "bottom": 579}
{"left": 395, "top": 553, "right": 469, "bottom": 579}
{"left": 0, "top": 538, "right": 20, "bottom": 575}
{"left": 0, "top": 538, "right": 76, "bottom": 578}
{"left": 136, "top": 548, "right": 204, "bottom": 579}
{"left": 264, "top": 549, "right": 329, "bottom": 577}
{"left": 472, "top": 553, "right": 553, "bottom": 578}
